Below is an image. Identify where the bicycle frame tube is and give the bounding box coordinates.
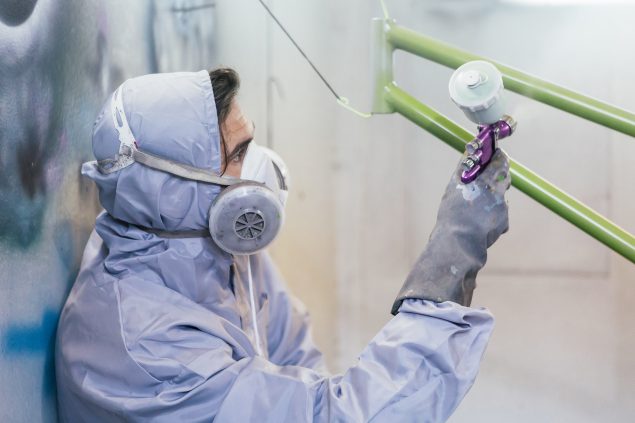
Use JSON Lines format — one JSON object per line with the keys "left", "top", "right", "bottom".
{"left": 372, "top": 18, "right": 635, "bottom": 264}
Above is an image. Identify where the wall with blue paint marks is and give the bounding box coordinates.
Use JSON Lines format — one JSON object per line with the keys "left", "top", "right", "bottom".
{"left": 0, "top": 1, "right": 217, "bottom": 421}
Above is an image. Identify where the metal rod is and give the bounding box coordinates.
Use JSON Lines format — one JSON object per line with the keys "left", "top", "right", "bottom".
{"left": 383, "top": 83, "right": 635, "bottom": 264}
{"left": 371, "top": 18, "right": 394, "bottom": 113}
{"left": 385, "top": 21, "right": 635, "bottom": 138}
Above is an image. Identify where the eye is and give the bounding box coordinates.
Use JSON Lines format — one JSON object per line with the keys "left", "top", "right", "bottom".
{"left": 230, "top": 146, "right": 248, "bottom": 163}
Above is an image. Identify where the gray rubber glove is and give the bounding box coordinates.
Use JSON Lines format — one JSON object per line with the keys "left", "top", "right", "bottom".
{"left": 391, "top": 149, "right": 511, "bottom": 315}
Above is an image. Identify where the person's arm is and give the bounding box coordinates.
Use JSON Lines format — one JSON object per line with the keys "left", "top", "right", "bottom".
{"left": 110, "top": 278, "right": 493, "bottom": 422}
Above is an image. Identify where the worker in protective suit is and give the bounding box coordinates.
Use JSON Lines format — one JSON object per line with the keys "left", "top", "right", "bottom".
{"left": 56, "top": 68, "right": 511, "bottom": 422}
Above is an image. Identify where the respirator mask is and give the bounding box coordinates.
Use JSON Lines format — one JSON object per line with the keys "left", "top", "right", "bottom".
{"left": 97, "top": 84, "right": 289, "bottom": 255}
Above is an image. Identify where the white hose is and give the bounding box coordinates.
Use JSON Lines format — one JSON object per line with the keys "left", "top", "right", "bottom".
{"left": 246, "top": 256, "right": 264, "bottom": 356}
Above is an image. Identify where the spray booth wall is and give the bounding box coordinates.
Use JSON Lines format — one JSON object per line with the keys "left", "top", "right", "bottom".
{"left": 0, "top": 1, "right": 217, "bottom": 420}
{"left": 221, "top": 1, "right": 635, "bottom": 422}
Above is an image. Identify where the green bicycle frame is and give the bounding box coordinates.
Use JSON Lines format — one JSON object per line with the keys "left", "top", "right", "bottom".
{"left": 372, "top": 18, "right": 635, "bottom": 264}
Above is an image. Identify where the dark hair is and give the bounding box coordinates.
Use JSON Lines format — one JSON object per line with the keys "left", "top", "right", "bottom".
{"left": 209, "top": 67, "right": 241, "bottom": 173}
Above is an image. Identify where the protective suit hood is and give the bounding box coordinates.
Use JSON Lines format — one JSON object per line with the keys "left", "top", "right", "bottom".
{"left": 82, "top": 70, "right": 221, "bottom": 232}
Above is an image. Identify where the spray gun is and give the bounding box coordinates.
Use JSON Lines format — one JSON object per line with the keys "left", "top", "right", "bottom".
{"left": 449, "top": 61, "right": 517, "bottom": 183}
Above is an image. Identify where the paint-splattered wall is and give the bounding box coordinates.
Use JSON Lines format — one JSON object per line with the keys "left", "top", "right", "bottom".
{"left": 0, "top": 1, "right": 217, "bottom": 420}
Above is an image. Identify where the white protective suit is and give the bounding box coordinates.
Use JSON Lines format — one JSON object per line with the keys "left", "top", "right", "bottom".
{"left": 55, "top": 71, "right": 495, "bottom": 422}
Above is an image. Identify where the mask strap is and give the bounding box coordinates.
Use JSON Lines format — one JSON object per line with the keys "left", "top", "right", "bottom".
{"left": 140, "top": 226, "right": 211, "bottom": 238}
{"left": 132, "top": 149, "right": 241, "bottom": 186}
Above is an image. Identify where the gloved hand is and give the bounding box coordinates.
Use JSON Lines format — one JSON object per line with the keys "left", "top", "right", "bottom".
{"left": 391, "top": 149, "right": 511, "bottom": 315}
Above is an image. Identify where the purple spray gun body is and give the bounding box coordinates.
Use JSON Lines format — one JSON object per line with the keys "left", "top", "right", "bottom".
{"left": 461, "top": 115, "right": 516, "bottom": 183}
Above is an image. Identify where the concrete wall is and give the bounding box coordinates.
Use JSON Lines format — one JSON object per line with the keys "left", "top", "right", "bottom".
{"left": 213, "top": 0, "right": 341, "bottom": 372}
{"left": 0, "top": 1, "right": 218, "bottom": 421}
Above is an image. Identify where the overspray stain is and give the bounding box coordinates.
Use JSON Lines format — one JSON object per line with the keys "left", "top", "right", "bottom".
{"left": 456, "top": 182, "right": 482, "bottom": 202}
{"left": 0, "top": 0, "right": 39, "bottom": 26}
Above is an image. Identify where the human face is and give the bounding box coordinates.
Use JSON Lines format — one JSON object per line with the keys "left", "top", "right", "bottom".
{"left": 220, "top": 99, "right": 255, "bottom": 178}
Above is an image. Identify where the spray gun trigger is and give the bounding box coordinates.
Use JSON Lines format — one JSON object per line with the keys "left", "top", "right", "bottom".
{"left": 460, "top": 116, "right": 516, "bottom": 184}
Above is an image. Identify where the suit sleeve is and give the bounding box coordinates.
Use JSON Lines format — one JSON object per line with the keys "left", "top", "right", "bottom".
{"left": 108, "top": 276, "right": 494, "bottom": 423}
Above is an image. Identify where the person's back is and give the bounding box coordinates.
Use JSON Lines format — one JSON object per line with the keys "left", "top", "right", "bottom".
{"left": 56, "top": 69, "right": 510, "bottom": 422}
